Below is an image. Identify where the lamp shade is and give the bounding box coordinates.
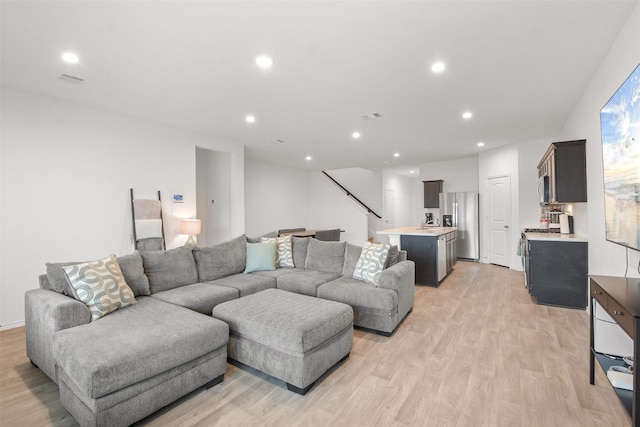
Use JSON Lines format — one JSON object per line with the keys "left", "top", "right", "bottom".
{"left": 180, "top": 219, "right": 201, "bottom": 235}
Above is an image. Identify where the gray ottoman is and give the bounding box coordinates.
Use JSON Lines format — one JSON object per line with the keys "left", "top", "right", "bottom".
{"left": 212, "top": 288, "right": 353, "bottom": 395}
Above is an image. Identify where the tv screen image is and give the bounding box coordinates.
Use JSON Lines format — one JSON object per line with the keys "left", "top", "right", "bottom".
{"left": 600, "top": 63, "right": 640, "bottom": 251}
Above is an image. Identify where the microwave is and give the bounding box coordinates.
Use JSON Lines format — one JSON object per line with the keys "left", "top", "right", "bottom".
{"left": 538, "top": 175, "right": 550, "bottom": 204}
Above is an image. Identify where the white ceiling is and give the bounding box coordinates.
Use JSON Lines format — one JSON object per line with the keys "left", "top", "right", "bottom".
{"left": 2, "top": 1, "right": 638, "bottom": 173}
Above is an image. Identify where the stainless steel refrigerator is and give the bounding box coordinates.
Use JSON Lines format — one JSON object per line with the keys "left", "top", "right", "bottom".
{"left": 439, "top": 192, "right": 480, "bottom": 260}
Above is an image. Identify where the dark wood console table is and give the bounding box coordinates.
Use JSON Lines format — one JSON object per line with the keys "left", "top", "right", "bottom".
{"left": 590, "top": 275, "right": 640, "bottom": 426}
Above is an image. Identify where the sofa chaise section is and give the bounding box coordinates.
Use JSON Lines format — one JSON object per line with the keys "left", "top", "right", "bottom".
{"left": 53, "top": 297, "right": 229, "bottom": 427}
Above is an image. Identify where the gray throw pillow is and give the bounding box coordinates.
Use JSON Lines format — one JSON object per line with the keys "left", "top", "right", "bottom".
{"left": 305, "top": 239, "right": 347, "bottom": 274}
{"left": 193, "top": 234, "right": 247, "bottom": 281}
{"left": 117, "top": 251, "right": 151, "bottom": 296}
{"left": 140, "top": 246, "right": 198, "bottom": 293}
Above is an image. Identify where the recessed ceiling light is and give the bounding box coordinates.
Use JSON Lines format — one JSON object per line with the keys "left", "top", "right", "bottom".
{"left": 410, "top": 170, "right": 415, "bottom": 174}
{"left": 305, "top": 155, "right": 312, "bottom": 161}
{"left": 352, "top": 132, "right": 361, "bottom": 139}
{"left": 255, "top": 55, "right": 273, "bottom": 69}
{"left": 245, "top": 115, "right": 255, "bottom": 123}
{"left": 393, "top": 153, "right": 400, "bottom": 158}
{"left": 431, "top": 62, "right": 445, "bottom": 73}
{"left": 477, "top": 142, "right": 485, "bottom": 147}
{"left": 62, "top": 52, "right": 79, "bottom": 64}
{"left": 462, "top": 111, "right": 473, "bottom": 119}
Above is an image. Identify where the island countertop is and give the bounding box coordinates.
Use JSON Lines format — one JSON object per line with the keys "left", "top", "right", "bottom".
{"left": 377, "top": 226, "right": 457, "bottom": 237}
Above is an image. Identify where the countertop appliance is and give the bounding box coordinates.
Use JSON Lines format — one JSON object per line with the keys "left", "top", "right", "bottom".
{"left": 439, "top": 192, "right": 479, "bottom": 260}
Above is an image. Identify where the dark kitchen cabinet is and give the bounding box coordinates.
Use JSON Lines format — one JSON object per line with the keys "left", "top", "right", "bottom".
{"left": 423, "top": 180, "right": 443, "bottom": 208}
{"left": 525, "top": 236, "right": 588, "bottom": 308}
{"left": 537, "top": 140, "right": 587, "bottom": 203}
{"left": 401, "top": 231, "right": 456, "bottom": 287}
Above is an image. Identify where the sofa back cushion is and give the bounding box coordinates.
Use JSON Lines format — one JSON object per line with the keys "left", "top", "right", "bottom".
{"left": 141, "top": 246, "right": 198, "bottom": 293}
{"left": 305, "top": 239, "right": 347, "bottom": 274}
{"left": 246, "top": 231, "right": 277, "bottom": 243}
{"left": 342, "top": 243, "right": 362, "bottom": 277}
{"left": 44, "top": 251, "right": 151, "bottom": 297}
{"left": 116, "top": 251, "right": 151, "bottom": 296}
{"left": 292, "top": 236, "right": 310, "bottom": 268}
{"left": 193, "top": 234, "right": 247, "bottom": 281}
{"left": 385, "top": 245, "right": 400, "bottom": 268}
{"left": 46, "top": 261, "right": 82, "bottom": 297}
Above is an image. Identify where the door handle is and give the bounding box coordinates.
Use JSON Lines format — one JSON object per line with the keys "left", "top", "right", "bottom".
{"left": 504, "top": 225, "right": 509, "bottom": 229}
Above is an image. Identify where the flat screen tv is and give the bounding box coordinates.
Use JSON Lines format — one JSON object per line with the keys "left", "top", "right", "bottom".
{"left": 600, "top": 63, "right": 640, "bottom": 251}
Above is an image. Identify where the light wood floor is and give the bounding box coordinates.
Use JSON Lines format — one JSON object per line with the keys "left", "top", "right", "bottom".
{"left": 0, "top": 262, "right": 631, "bottom": 426}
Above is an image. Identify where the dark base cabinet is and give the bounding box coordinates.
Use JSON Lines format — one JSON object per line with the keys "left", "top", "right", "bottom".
{"left": 401, "top": 232, "right": 456, "bottom": 287}
{"left": 402, "top": 235, "right": 438, "bottom": 286}
{"left": 526, "top": 239, "right": 587, "bottom": 309}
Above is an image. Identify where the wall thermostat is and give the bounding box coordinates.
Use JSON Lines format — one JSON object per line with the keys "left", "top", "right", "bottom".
{"left": 172, "top": 194, "right": 184, "bottom": 203}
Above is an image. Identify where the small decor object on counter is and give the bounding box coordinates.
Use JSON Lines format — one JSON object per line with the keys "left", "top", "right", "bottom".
{"left": 539, "top": 212, "right": 549, "bottom": 229}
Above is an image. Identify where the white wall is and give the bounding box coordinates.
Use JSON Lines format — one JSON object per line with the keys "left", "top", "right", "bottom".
{"left": 380, "top": 171, "right": 418, "bottom": 243}
{"left": 244, "top": 159, "right": 310, "bottom": 237}
{"left": 308, "top": 172, "right": 369, "bottom": 244}
{"left": 0, "top": 89, "right": 245, "bottom": 327}
{"left": 558, "top": 2, "right": 640, "bottom": 277}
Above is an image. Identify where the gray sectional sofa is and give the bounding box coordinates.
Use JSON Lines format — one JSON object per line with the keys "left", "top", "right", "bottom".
{"left": 25, "top": 234, "right": 415, "bottom": 426}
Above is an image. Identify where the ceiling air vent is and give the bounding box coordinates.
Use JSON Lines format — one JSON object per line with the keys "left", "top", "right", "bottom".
{"left": 58, "top": 74, "right": 85, "bottom": 85}
{"left": 269, "top": 139, "right": 285, "bottom": 144}
{"left": 360, "top": 112, "right": 382, "bottom": 120}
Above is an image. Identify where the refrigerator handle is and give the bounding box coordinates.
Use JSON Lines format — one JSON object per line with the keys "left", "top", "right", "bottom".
{"left": 453, "top": 202, "right": 457, "bottom": 228}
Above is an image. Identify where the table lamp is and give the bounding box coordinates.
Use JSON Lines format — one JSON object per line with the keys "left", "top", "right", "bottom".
{"left": 180, "top": 219, "right": 201, "bottom": 247}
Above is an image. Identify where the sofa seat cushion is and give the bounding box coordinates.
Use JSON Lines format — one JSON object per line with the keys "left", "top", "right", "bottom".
{"left": 212, "top": 288, "right": 352, "bottom": 355}
{"left": 207, "top": 273, "right": 276, "bottom": 297}
{"left": 317, "top": 276, "right": 398, "bottom": 311}
{"left": 276, "top": 270, "right": 341, "bottom": 297}
{"left": 251, "top": 268, "right": 304, "bottom": 279}
{"left": 52, "top": 297, "right": 229, "bottom": 399}
{"left": 151, "top": 283, "right": 239, "bottom": 314}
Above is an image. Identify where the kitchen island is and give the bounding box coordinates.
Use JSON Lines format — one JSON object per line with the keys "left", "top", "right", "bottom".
{"left": 378, "top": 226, "right": 457, "bottom": 287}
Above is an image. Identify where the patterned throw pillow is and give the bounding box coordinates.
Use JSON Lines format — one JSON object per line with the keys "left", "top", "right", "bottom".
{"left": 63, "top": 254, "right": 136, "bottom": 321}
{"left": 353, "top": 242, "right": 391, "bottom": 286}
{"left": 260, "top": 235, "right": 294, "bottom": 268}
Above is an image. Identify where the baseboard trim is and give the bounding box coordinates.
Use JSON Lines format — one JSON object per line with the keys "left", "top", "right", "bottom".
{"left": 0, "top": 320, "right": 25, "bottom": 331}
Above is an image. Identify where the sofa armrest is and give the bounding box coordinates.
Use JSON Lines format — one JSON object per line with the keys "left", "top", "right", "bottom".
{"left": 377, "top": 260, "right": 415, "bottom": 321}
{"left": 25, "top": 289, "right": 91, "bottom": 383}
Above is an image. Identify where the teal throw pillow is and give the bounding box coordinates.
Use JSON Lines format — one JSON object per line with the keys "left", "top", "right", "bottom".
{"left": 244, "top": 241, "right": 277, "bottom": 273}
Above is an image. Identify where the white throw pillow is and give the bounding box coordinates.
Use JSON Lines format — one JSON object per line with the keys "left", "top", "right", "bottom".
{"left": 63, "top": 254, "right": 136, "bottom": 321}
{"left": 353, "top": 242, "right": 391, "bottom": 285}
{"left": 261, "top": 235, "right": 295, "bottom": 268}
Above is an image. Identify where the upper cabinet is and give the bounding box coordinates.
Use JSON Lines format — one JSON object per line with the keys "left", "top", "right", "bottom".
{"left": 423, "top": 180, "right": 443, "bottom": 208}
{"left": 537, "top": 140, "right": 587, "bottom": 204}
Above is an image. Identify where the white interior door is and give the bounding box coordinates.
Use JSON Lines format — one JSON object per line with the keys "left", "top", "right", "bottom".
{"left": 487, "top": 175, "right": 511, "bottom": 267}
{"left": 384, "top": 189, "right": 395, "bottom": 229}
